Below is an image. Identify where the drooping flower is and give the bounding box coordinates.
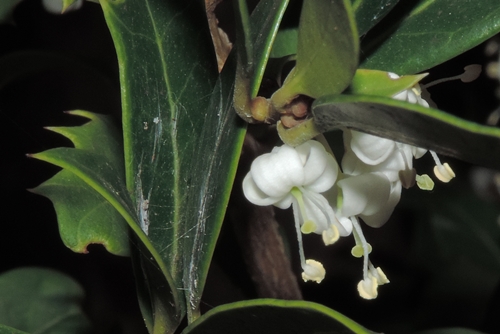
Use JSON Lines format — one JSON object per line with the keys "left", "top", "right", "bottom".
{"left": 243, "top": 140, "right": 350, "bottom": 282}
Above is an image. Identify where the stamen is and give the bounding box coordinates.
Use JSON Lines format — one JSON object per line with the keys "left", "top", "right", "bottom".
{"left": 291, "top": 188, "right": 311, "bottom": 229}
{"left": 350, "top": 216, "right": 370, "bottom": 280}
{"left": 322, "top": 224, "right": 340, "bottom": 245}
{"left": 357, "top": 276, "right": 378, "bottom": 300}
{"left": 423, "top": 64, "right": 482, "bottom": 89}
{"left": 430, "top": 151, "right": 456, "bottom": 183}
{"left": 416, "top": 174, "right": 434, "bottom": 190}
{"left": 368, "top": 262, "right": 390, "bottom": 285}
{"left": 291, "top": 197, "right": 306, "bottom": 269}
{"left": 291, "top": 185, "right": 326, "bottom": 283}
{"left": 301, "top": 259, "right": 326, "bottom": 283}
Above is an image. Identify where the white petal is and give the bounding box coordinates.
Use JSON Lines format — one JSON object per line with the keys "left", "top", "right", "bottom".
{"left": 337, "top": 173, "right": 391, "bottom": 218}
{"left": 242, "top": 173, "right": 288, "bottom": 207}
{"left": 360, "top": 181, "right": 402, "bottom": 228}
{"left": 250, "top": 145, "right": 304, "bottom": 198}
{"left": 304, "top": 153, "right": 339, "bottom": 193}
{"left": 298, "top": 141, "right": 329, "bottom": 186}
{"left": 348, "top": 130, "right": 396, "bottom": 165}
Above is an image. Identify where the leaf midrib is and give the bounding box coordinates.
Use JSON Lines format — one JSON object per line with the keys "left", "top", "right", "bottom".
{"left": 144, "top": 0, "right": 181, "bottom": 276}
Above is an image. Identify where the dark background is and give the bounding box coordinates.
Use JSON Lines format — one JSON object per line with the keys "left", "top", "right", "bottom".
{"left": 2, "top": 0, "right": 500, "bottom": 333}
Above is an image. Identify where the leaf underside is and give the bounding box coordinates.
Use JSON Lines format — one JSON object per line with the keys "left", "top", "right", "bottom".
{"left": 313, "top": 94, "right": 500, "bottom": 170}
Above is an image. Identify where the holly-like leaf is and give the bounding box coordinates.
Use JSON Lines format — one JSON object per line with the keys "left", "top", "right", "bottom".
{"left": 31, "top": 110, "right": 180, "bottom": 330}
{"left": 312, "top": 94, "right": 500, "bottom": 169}
{"left": 360, "top": 0, "right": 500, "bottom": 74}
{"left": 30, "top": 110, "right": 132, "bottom": 256}
{"left": 31, "top": 168, "right": 130, "bottom": 256}
{"left": 0, "top": 267, "right": 92, "bottom": 334}
{"left": 181, "top": 299, "right": 378, "bottom": 334}
{"left": 271, "top": 0, "right": 358, "bottom": 107}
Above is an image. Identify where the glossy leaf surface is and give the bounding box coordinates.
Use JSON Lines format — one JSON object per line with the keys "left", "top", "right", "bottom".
{"left": 351, "top": 0, "right": 399, "bottom": 36}
{"left": 182, "top": 299, "right": 377, "bottom": 334}
{"left": 101, "top": 0, "right": 246, "bottom": 326}
{"left": 313, "top": 94, "right": 500, "bottom": 169}
{"left": 31, "top": 110, "right": 179, "bottom": 330}
{"left": 361, "top": 0, "right": 500, "bottom": 74}
{"left": 0, "top": 267, "right": 91, "bottom": 334}
{"left": 31, "top": 111, "right": 131, "bottom": 256}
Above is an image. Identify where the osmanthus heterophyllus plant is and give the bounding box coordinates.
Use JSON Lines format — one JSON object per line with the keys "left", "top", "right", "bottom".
{"left": 2, "top": 0, "right": 500, "bottom": 333}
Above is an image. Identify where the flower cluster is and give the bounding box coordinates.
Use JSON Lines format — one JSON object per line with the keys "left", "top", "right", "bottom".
{"left": 243, "top": 76, "right": 455, "bottom": 299}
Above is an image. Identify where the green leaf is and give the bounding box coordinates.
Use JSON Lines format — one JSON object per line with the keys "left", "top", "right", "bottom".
{"left": 0, "top": 0, "right": 21, "bottom": 23}
{"left": 271, "top": 0, "right": 359, "bottom": 107}
{"left": 0, "top": 325, "right": 29, "bottom": 334}
{"left": 249, "top": 0, "right": 290, "bottom": 97}
{"left": 31, "top": 111, "right": 180, "bottom": 330}
{"left": 181, "top": 299, "right": 378, "bottom": 334}
{"left": 269, "top": 28, "right": 297, "bottom": 58}
{"left": 30, "top": 168, "right": 130, "bottom": 256}
{"left": 351, "top": 0, "right": 399, "bottom": 36}
{"left": 179, "top": 60, "right": 246, "bottom": 321}
{"left": 312, "top": 94, "right": 500, "bottom": 169}
{"left": 348, "top": 69, "right": 427, "bottom": 97}
{"left": 101, "top": 0, "right": 246, "bottom": 327}
{"left": 233, "top": 0, "right": 289, "bottom": 121}
{"left": 268, "top": 0, "right": 399, "bottom": 59}
{"left": 0, "top": 267, "right": 92, "bottom": 334}
{"left": 360, "top": 0, "right": 500, "bottom": 74}
{"left": 31, "top": 110, "right": 131, "bottom": 256}
{"left": 61, "top": 0, "right": 81, "bottom": 13}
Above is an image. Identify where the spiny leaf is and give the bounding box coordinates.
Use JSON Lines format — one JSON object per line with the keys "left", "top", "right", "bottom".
{"left": 31, "top": 110, "right": 131, "bottom": 256}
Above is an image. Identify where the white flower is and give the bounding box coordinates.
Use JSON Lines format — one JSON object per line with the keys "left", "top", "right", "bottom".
{"left": 243, "top": 140, "right": 349, "bottom": 281}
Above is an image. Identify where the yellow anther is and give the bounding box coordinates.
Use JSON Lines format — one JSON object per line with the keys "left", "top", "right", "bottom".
{"left": 322, "top": 224, "right": 340, "bottom": 245}
{"left": 369, "top": 266, "right": 390, "bottom": 285}
{"left": 351, "top": 243, "right": 372, "bottom": 258}
{"left": 302, "top": 259, "right": 326, "bottom": 283}
{"left": 357, "top": 276, "right": 378, "bottom": 300}
{"left": 434, "top": 162, "right": 456, "bottom": 183}
{"left": 416, "top": 174, "right": 435, "bottom": 190}
{"left": 301, "top": 220, "right": 317, "bottom": 234}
